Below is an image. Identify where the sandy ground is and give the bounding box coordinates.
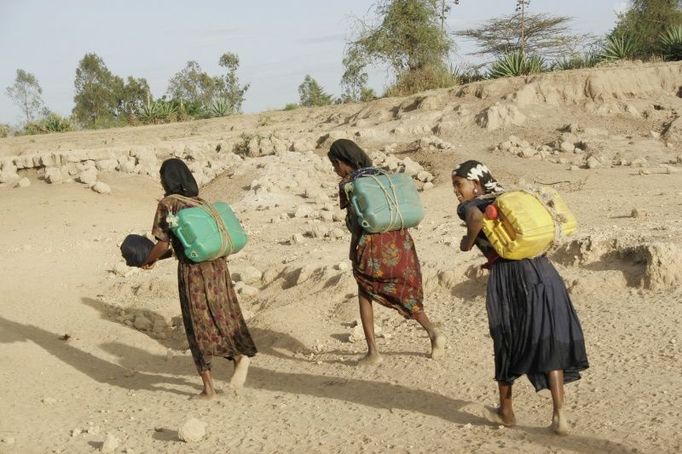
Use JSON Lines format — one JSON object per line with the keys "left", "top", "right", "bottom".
{"left": 1, "top": 61, "right": 681, "bottom": 453}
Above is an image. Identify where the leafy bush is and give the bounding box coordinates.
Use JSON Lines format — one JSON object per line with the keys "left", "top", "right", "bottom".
{"left": 453, "top": 65, "right": 486, "bottom": 84}
{"left": 44, "top": 113, "right": 73, "bottom": 132}
{"left": 137, "top": 98, "right": 178, "bottom": 124}
{"left": 385, "top": 64, "right": 458, "bottom": 97}
{"left": 233, "top": 133, "right": 253, "bottom": 156}
{"left": 660, "top": 25, "right": 682, "bottom": 61}
{"left": 21, "top": 113, "right": 73, "bottom": 135}
{"left": 488, "top": 52, "right": 545, "bottom": 79}
{"left": 282, "top": 103, "right": 299, "bottom": 111}
{"left": 600, "top": 34, "right": 637, "bottom": 61}
{"left": 0, "top": 124, "right": 10, "bottom": 138}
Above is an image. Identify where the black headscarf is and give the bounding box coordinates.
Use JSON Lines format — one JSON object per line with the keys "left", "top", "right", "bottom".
{"left": 160, "top": 158, "right": 199, "bottom": 197}
{"left": 452, "top": 160, "right": 504, "bottom": 194}
{"left": 328, "top": 139, "right": 372, "bottom": 170}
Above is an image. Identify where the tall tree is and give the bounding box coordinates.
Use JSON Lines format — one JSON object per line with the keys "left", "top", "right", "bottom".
{"left": 458, "top": 12, "right": 590, "bottom": 61}
{"left": 116, "top": 76, "right": 151, "bottom": 120}
{"left": 167, "top": 60, "right": 216, "bottom": 110}
{"left": 342, "top": 0, "right": 454, "bottom": 98}
{"left": 6, "top": 69, "right": 45, "bottom": 123}
{"left": 298, "top": 75, "right": 333, "bottom": 107}
{"left": 72, "top": 53, "right": 123, "bottom": 127}
{"left": 611, "top": 0, "right": 682, "bottom": 57}
{"left": 214, "top": 52, "right": 250, "bottom": 113}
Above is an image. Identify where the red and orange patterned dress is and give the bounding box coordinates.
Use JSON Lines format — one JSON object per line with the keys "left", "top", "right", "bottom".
{"left": 339, "top": 176, "right": 424, "bottom": 319}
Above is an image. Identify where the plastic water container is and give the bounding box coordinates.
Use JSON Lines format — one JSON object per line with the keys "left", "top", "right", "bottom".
{"left": 169, "top": 202, "right": 247, "bottom": 262}
{"left": 345, "top": 172, "right": 424, "bottom": 233}
{"left": 481, "top": 189, "right": 576, "bottom": 260}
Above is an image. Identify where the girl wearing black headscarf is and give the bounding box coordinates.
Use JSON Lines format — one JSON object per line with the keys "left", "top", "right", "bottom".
{"left": 328, "top": 139, "right": 444, "bottom": 366}
{"left": 452, "top": 160, "right": 588, "bottom": 434}
{"left": 143, "top": 158, "right": 257, "bottom": 398}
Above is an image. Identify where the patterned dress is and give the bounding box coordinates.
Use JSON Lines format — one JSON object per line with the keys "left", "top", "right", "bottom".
{"left": 152, "top": 196, "right": 257, "bottom": 373}
{"left": 339, "top": 175, "right": 424, "bottom": 319}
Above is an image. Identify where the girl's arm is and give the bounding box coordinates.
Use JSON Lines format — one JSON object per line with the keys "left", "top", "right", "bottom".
{"left": 460, "top": 205, "right": 484, "bottom": 251}
{"left": 142, "top": 240, "right": 171, "bottom": 269}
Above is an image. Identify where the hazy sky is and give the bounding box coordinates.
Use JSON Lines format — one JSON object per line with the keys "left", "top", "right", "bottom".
{"left": 0, "top": 0, "right": 627, "bottom": 125}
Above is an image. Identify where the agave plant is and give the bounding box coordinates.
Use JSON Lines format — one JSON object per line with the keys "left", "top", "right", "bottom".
{"left": 137, "top": 98, "right": 161, "bottom": 124}
{"left": 156, "top": 101, "right": 178, "bottom": 122}
{"left": 488, "top": 52, "right": 545, "bottom": 79}
{"left": 209, "top": 98, "right": 232, "bottom": 117}
{"left": 660, "top": 25, "right": 682, "bottom": 61}
{"left": 552, "top": 53, "right": 600, "bottom": 71}
{"left": 601, "top": 35, "right": 636, "bottom": 61}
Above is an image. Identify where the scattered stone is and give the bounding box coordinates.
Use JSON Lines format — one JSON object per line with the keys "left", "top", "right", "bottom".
{"left": 631, "top": 208, "right": 640, "bottom": 218}
{"left": 1, "top": 437, "right": 15, "bottom": 445}
{"left": 133, "top": 314, "right": 153, "bottom": 331}
{"left": 15, "top": 177, "right": 31, "bottom": 188}
{"left": 42, "top": 397, "right": 57, "bottom": 405}
{"left": 71, "top": 428, "right": 82, "bottom": 437}
{"left": 178, "top": 417, "right": 207, "bottom": 443}
{"left": 585, "top": 156, "right": 601, "bottom": 169}
{"left": 289, "top": 233, "right": 305, "bottom": 245}
{"left": 560, "top": 141, "right": 576, "bottom": 153}
{"left": 233, "top": 266, "right": 262, "bottom": 285}
{"left": 101, "top": 433, "right": 119, "bottom": 453}
{"left": 422, "top": 182, "right": 434, "bottom": 191}
{"left": 77, "top": 168, "right": 98, "bottom": 186}
{"left": 334, "top": 262, "right": 349, "bottom": 271}
{"left": 45, "top": 167, "right": 64, "bottom": 184}
{"left": 92, "top": 181, "right": 112, "bottom": 194}
{"left": 238, "top": 284, "right": 259, "bottom": 298}
{"left": 329, "top": 228, "right": 345, "bottom": 240}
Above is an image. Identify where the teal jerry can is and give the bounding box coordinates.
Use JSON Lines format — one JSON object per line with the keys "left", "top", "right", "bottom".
{"left": 169, "top": 202, "right": 247, "bottom": 262}
{"left": 346, "top": 172, "right": 424, "bottom": 233}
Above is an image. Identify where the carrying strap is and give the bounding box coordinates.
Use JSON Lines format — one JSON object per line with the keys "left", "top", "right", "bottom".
{"left": 168, "top": 194, "right": 234, "bottom": 258}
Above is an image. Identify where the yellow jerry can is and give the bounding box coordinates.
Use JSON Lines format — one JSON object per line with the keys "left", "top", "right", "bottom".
{"left": 481, "top": 189, "right": 577, "bottom": 260}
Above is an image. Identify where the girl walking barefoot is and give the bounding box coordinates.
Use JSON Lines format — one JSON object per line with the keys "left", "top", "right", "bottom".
{"left": 142, "top": 158, "right": 257, "bottom": 398}
{"left": 452, "top": 160, "right": 588, "bottom": 434}
{"left": 328, "top": 139, "right": 444, "bottom": 365}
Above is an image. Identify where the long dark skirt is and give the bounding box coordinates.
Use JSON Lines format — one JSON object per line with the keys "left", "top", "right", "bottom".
{"left": 178, "top": 258, "right": 257, "bottom": 373}
{"left": 486, "top": 255, "right": 589, "bottom": 391}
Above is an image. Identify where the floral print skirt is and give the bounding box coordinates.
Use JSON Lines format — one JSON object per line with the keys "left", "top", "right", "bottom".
{"left": 352, "top": 229, "right": 424, "bottom": 319}
{"left": 177, "top": 258, "right": 257, "bottom": 373}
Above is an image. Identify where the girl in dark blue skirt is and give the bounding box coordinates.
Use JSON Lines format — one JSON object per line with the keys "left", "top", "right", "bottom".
{"left": 452, "top": 160, "right": 588, "bottom": 435}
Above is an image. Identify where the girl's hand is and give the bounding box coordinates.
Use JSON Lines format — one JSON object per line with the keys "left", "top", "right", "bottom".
{"left": 460, "top": 236, "right": 471, "bottom": 251}
{"left": 141, "top": 262, "right": 155, "bottom": 270}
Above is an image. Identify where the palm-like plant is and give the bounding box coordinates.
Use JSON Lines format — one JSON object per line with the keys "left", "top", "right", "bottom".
{"left": 660, "top": 26, "right": 682, "bottom": 61}
{"left": 488, "top": 51, "right": 544, "bottom": 79}
{"left": 601, "top": 34, "right": 637, "bottom": 61}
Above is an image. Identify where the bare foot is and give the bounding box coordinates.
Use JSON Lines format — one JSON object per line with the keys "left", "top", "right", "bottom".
{"left": 357, "top": 353, "right": 383, "bottom": 366}
{"left": 430, "top": 333, "right": 445, "bottom": 360}
{"left": 551, "top": 409, "right": 569, "bottom": 435}
{"left": 484, "top": 406, "right": 516, "bottom": 427}
{"left": 229, "top": 356, "right": 251, "bottom": 389}
{"left": 191, "top": 390, "right": 216, "bottom": 400}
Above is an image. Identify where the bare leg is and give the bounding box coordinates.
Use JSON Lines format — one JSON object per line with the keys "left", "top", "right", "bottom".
{"left": 193, "top": 370, "right": 216, "bottom": 399}
{"left": 491, "top": 381, "right": 516, "bottom": 426}
{"left": 413, "top": 311, "right": 445, "bottom": 360}
{"left": 548, "top": 369, "right": 568, "bottom": 435}
{"left": 229, "top": 355, "right": 251, "bottom": 389}
{"left": 357, "top": 292, "right": 382, "bottom": 365}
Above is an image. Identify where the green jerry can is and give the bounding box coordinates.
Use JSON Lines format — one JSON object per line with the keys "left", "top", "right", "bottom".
{"left": 168, "top": 201, "right": 247, "bottom": 263}
{"left": 345, "top": 171, "right": 425, "bottom": 233}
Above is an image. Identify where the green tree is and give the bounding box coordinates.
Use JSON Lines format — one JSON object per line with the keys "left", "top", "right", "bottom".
{"left": 611, "top": 0, "right": 682, "bottom": 58}
{"left": 73, "top": 53, "right": 122, "bottom": 127}
{"left": 458, "top": 12, "right": 590, "bottom": 61}
{"left": 342, "top": 0, "right": 455, "bottom": 98}
{"left": 298, "top": 75, "right": 333, "bottom": 107}
{"left": 214, "top": 52, "right": 250, "bottom": 113}
{"left": 6, "top": 69, "right": 45, "bottom": 123}
{"left": 116, "top": 76, "right": 151, "bottom": 120}
{"left": 167, "top": 60, "right": 216, "bottom": 113}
